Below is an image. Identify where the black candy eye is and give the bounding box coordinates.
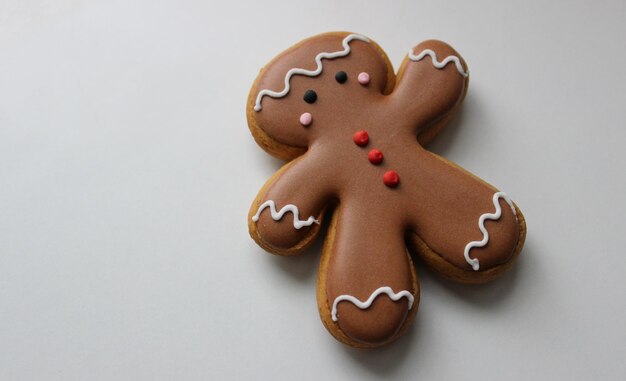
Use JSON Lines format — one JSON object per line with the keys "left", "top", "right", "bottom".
{"left": 303, "top": 90, "right": 317, "bottom": 104}
{"left": 335, "top": 71, "right": 348, "bottom": 84}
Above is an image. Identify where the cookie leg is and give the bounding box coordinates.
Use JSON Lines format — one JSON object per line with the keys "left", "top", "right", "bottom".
{"left": 317, "top": 202, "right": 419, "bottom": 348}
{"left": 405, "top": 151, "right": 526, "bottom": 283}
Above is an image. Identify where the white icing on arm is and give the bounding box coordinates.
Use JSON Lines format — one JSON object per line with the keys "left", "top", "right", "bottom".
{"left": 463, "top": 191, "right": 517, "bottom": 271}
{"left": 252, "top": 200, "right": 319, "bottom": 229}
{"left": 408, "top": 48, "right": 469, "bottom": 77}
{"left": 331, "top": 286, "right": 414, "bottom": 322}
{"left": 254, "top": 33, "right": 370, "bottom": 111}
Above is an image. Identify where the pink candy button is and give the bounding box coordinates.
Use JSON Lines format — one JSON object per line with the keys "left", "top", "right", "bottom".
{"left": 358, "top": 72, "right": 370, "bottom": 85}
{"left": 299, "top": 112, "right": 312, "bottom": 126}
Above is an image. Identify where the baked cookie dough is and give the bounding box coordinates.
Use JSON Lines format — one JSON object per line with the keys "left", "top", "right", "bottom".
{"left": 246, "top": 32, "right": 526, "bottom": 348}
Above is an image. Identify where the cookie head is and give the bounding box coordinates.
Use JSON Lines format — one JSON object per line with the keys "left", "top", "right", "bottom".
{"left": 247, "top": 32, "right": 394, "bottom": 159}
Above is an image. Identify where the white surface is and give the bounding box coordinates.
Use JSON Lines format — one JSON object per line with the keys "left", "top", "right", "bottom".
{"left": 1, "top": 1, "right": 625, "bottom": 380}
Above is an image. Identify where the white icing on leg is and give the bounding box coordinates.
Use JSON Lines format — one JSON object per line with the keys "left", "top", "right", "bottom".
{"left": 252, "top": 200, "right": 319, "bottom": 229}
{"left": 254, "top": 34, "right": 370, "bottom": 111}
{"left": 463, "top": 191, "right": 517, "bottom": 271}
{"left": 331, "top": 286, "right": 414, "bottom": 322}
{"left": 408, "top": 48, "right": 469, "bottom": 77}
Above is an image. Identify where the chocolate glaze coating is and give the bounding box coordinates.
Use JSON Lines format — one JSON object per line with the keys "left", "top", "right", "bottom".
{"left": 247, "top": 32, "right": 525, "bottom": 347}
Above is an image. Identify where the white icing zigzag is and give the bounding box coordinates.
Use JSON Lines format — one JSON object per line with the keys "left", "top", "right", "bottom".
{"left": 408, "top": 48, "right": 469, "bottom": 77}
{"left": 331, "top": 286, "right": 414, "bottom": 322}
{"left": 252, "top": 200, "right": 319, "bottom": 229}
{"left": 464, "top": 191, "right": 517, "bottom": 271}
{"left": 254, "top": 33, "right": 370, "bottom": 111}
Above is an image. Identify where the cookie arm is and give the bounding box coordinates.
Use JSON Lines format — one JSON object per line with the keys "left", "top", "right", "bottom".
{"left": 390, "top": 40, "right": 469, "bottom": 144}
{"left": 248, "top": 153, "right": 333, "bottom": 255}
{"left": 405, "top": 149, "right": 525, "bottom": 283}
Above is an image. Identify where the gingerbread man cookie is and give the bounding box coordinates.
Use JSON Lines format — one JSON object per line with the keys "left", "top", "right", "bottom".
{"left": 246, "top": 32, "right": 526, "bottom": 348}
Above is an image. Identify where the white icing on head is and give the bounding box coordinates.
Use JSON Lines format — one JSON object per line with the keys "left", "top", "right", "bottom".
{"left": 252, "top": 200, "right": 319, "bottom": 229}
{"left": 331, "top": 286, "right": 414, "bottom": 322}
{"left": 463, "top": 191, "right": 517, "bottom": 271}
{"left": 408, "top": 48, "right": 469, "bottom": 77}
{"left": 254, "top": 34, "right": 370, "bottom": 111}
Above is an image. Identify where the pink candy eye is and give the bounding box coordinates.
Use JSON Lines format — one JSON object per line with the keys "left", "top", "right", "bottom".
{"left": 358, "top": 72, "right": 370, "bottom": 85}
{"left": 299, "top": 112, "right": 312, "bottom": 126}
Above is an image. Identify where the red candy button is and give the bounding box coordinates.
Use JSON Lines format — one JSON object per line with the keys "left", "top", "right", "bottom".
{"left": 353, "top": 130, "right": 369, "bottom": 146}
{"left": 383, "top": 170, "right": 400, "bottom": 188}
{"left": 368, "top": 149, "right": 383, "bottom": 164}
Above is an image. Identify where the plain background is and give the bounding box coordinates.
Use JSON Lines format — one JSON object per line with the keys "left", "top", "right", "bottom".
{"left": 1, "top": 1, "right": 625, "bottom": 380}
